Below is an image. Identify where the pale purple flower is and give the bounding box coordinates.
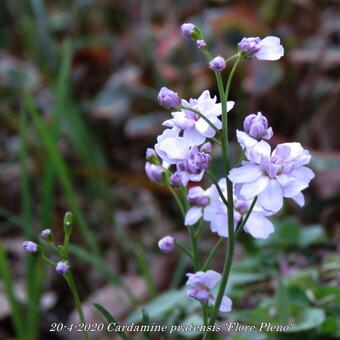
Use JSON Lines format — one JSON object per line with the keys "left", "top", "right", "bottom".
{"left": 145, "top": 162, "right": 164, "bottom": 183}
{"left": 176, "top": 146, "right": 211, "bottom": 186}
{"left": 170, "top": 172, "right": 182, "bottom": 187}
{"left": 237, "top": 112, "right": 273, "bottom": 149}
{"left": 163, "top": 90, "right": 234, "bottom": 146}
{"left": 229, "top": 141, "right": 315, "bottom": 213}
{"left": 158, "top": 87, "right": 181, "bottom": 109}
{"left": 181, "top": 23, "right": 196, "bottom": 39}
{"left": 22, "top": 241, "right": 38, "bottom": 253}
{"left": 200, "top": 142, "right": 212, "bottom": 154}
{"left": 158, "top": 236, "right": 175, "bottom": 254}
{"left": 185, "top": 179, "right": 274, "bottom": 239}
{"left": 209, "top": 56, "right": 226, "bottom": 71}
{"left": 40, "top": 229, "right": 51, "bottom": 240}
{"left": 56, "top": 261, "right": 70, "bottom": 275}
{"left": 186, "top": 270, "right": 232, "bottom": 312}
{"left": 239, "top": 36, "right": 284, "bottom": 61}
{"left": 187, "top": 186, "right": 209, "bottom": 207}
{"left": 196, "top": 39, "right": 206, "bottom": 49}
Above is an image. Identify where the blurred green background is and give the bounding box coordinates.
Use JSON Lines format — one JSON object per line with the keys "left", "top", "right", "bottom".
{"left": 0, "top": 0, "right": 339, "bottom": 339}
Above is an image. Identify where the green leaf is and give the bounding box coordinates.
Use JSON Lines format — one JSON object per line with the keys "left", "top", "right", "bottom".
{"left": 177, "top": 314, "right": 203, "bottom": 338}
{"left": 275, "top": 280, "right": 290, "bottom": 323}
{"left": 287, "top": 308, "right": 325, "bottom": 332}
{"left": 298, "top": 225, "right": 325, "bottom": 248}
{"left": 93, "top": 303, "right": 130, "bottom": 340}
{"left": 128, "top": 289, "right": 187, "bottom": 323}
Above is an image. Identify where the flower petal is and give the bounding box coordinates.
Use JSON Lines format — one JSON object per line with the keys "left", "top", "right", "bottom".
{"left": 255, "top": 36, "right": 284, "bottom": 61}
{"left": 244, "top": 212, "right": 274, "bottom": 239}
{"left": 229, "top": 165, "right": 263, "bottom": 183}
{"left": 185, "top": 207, "right": 202, "bottom": 226}
{"left": 239, "top": 175, "right": 269, "bottom": 200}
{"left": 257, "top": 179, "right": 283, "bottom": 213}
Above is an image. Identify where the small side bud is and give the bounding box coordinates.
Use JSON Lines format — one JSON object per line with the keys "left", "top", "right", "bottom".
{"left": 170, "top": 172, "right": 182, "bottom": 187}
{"left": 22, "top": 241, "right": 38, "bottom": 253}
{"left": 157, "top": 87, "right": 181, "bottom": 109}
{"left": 196, "top": 39, "right": 207, "bottom": 49}
{"left": 158, "top": 236, "right": 175, "bottom": 254}
{"left": 40, "top": 229, "right": 52, "bottom": 241}
{"left": 209, "top": 56, "right": 226, "bottom": 71}
{"left": 145, "top": 162, "right": 164, "bottom": 183}
{"left": 146, "top": 148, "right": 160, "bottom": 165}
{"left": 56, "top": 261, "right": 70, "bottom": 275}
{"left": 181, "top": 23, "right": 202, "bottom": 40}
{"left": 63, "top": 212, "right": 73, "bottom": 235}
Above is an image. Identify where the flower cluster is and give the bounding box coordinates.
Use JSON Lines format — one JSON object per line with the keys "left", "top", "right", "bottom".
{"left": 145, "top": 22, "right": 314, "bottom": 318}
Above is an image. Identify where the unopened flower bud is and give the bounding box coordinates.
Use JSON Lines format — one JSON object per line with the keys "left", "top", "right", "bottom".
{"left": 40, "top": 229, "right": 52, "bottom": 241}
{"left": 170, "top": 172, "right": 182, "bottom": 187}
{"left": 56, "top": 261, "right": 70, "bottom": 275}
{"left": 181, "top": 23, "right": 202, "bottom": 40}
{"left": 239, "top": 37, "right": 261, "bottom": 57}
{"left": 22, "top": 241, "right": 38, "bottom": 253}
{"left": 146, "top": 148, "right": 160, "bottom": 164}
{"left": 145, "top": 162, "right": 164, "bottom": 183}
{"left": 158, "top": 236, "right": 175, "bottom": 254}
{"left": 196, "top": 39, "right": 206, "bottom": 49}
{"left": 188, "top": 187, "right": 209, "bottom": 207}
{"left": 243, "top": 112, "right": 273, "bottom": 140}
{"left": 157, "top": 87, "right": 181, "bottom": 109}
{"left": 209, "top": 56, "right": 226, "bottom": 71}
{"left": 63, "top": 212, "right": 73, "bottom": 235}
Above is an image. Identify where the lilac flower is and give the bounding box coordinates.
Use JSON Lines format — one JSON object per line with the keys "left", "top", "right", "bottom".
{"left": 229, "top": 141, "right": 315, "bottom": 213}
{"left": 22, "top": 241, "right": 38, "bottom": 253}
{"left": 186, "top": 270, "right": 232, "bottom": 312}
{"left": 145, "top": 162, "right": 164, "bottom": 183}
{"left": 175, "top": 146, "right": 211, "bottom": 186}
{"left": 40, "top": 229, "right": 51, "bottom": 240}
{"left": 196, "top": 39, "right": 206, "bottom": 49}
{"left": 239, "top": 36, "right": 284, "bottom": 61}
{"left": 170, "top": 172, "right": 182, "bottom": 187}
{"left": 163, "top": 90, "right": 234, "bottom": 145}
{"left": 237, "top": 112, "right": 273, "bottom": 149}
{"left": 158, "top": 236, "right": 175, "bottom": 254}
{"left": 209, "top": 56, "right": 226, "bottom": 71}
{"left": 181, "top": 23, "right": 196, "bottom": 39}
{"left": 185, "top": 179, "right": 274, "bottom": 239}
{"left": 56, "top": 261, "right": 70, "bottom": 275}
{"left": 158, "top": 87, "right": 181, "bottom": 109}
{"left": 188, "top": 187, "right": 209, "bottom": 207}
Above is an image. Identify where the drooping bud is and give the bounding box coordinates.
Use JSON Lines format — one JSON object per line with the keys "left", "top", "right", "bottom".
{"left": 187, "top": 187, "right": 209, "bottom": 207}
{"left": 181, "top": 23, "right": 202, "bottom": 40}
{"left": 22, "top": 241, "right": 38, "bottom": 253}
{"left": 63, "top": 212, "right": 73, "bottom": 236}
{"left": 56, "top": 261, "right": 70, "bottom": 275}
{"left": 243, "top": 112, "right": 273, "bottom": 140}
{"left": 157, "top": 87, "right": 181, "bottom": 109}
{"left": 40, "top": 229, "right": 52, "bottom": 241}
{"left": 158, "top": 236, "right": 175, "bottom": 254}
{"left": 209, "top": 56, "right": 226, "bottom": 71}
{"left": 145, "top": 162, "right": 164, "bottom": 183}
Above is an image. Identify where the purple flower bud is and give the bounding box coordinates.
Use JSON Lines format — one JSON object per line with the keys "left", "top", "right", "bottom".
{"left": 209, "top": 56, "right": 226, "bottom": 71}
{"left": 146, "top": 148, "right": 160, "bottom": 164}
{"left": 196, "top": 39, "right": 206, "bottom": 49}
{"left": 181, "top": 23, "right": 196, "bottom": 39}
{"left": 243, "top": 112, "right": 273, "bottom": 140}
{"left": 170, "top": 172, "right": 182, "bottom": 187}
{"left": 22, "top": 241, "right": 38, "bottom": 253}
{"left": 200, "top": 142, "right": 212, "bottom": 154}
{"left": 239, "top": 37, "right": 261, "bottom": 56}
{"left": 188, "top": 187, "right": 209, "bottom": 207}
{"left": 40, "top": 229, "right": 51, "bottom": 240}
{"left": 157, "top": 87, "right": 181, "bottom": 109}
{"left": 182, "top": 146, "right": 211, "bottom": 174}
{"left": 158, "top": 236, "right": 175, "bottom": 254}
{"left": 56, "top": 261, "right": 70, "bottom": 275}
{"left": 145, "top": 162, "right": 164, "bottom": 183}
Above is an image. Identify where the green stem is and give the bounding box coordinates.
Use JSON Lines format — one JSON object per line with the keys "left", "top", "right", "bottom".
{"left": 202, "top": 238, "right": 223, "bottom": 271}
{"left": 204, "top": 57, "right": 241, "bottom": 339}
{"left": 175, "top": 241, "right": 193, "bottom": 260}
{"left": 167, "top": 185, "right": 185, "bottom": 219}
{"left": 206, "top": 170, "right": 228, "bottom": 208}
{"left": 202, "top": 303, "right": 209, "bottom": 326}
{"left": 235, "top": 197, "right": 257, "bottom": 237}
{"left": 65, "top": 272, "right": 89, "bottom": 340}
